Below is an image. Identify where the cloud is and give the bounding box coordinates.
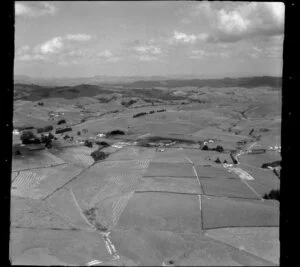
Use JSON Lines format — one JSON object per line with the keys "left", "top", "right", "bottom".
{"left": 138, "top": 55, "right": 159, "bottom": 61}
{"left": 186, "top": 2, "right": 285, "bottom": 43}
{"left": 134, "top": 45, "right": 161, "bottom": 55}
{"left": 15, "top": 2, "right": 57, "bottom": 17}
{"left": 171, "top": 31, "right": 208, "bottom": 44}
{"left": 97, "top": 49, "right": 113, "bottom": 58}
{"left": 172, "top": 31, "right": 197, "bottom": 44}
{"left": 66, "top": 34, "right": 94, "bottom": 41}
{"left": 15, "top": 33, "right": 99, "bottom": 64}
{"left": 190, "top": 49, "right": 230, "bottom": 59}
{"left": 39, "top": 37, "right": 64, "bottom": 54}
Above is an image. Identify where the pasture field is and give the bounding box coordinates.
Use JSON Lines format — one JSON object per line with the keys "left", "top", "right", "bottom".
{"left": 11, "top": 78, "right": 281, "bottom": 266}
{"left": 12, "top": 149, "right": 66, "bottom": 172}
{"left": 116, "top": 192, "right": 202, "bottom": 233}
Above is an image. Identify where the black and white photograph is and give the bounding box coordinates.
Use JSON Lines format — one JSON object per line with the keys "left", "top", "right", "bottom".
{"left": 10, "top": 1, "right": 284, "bottom": 265}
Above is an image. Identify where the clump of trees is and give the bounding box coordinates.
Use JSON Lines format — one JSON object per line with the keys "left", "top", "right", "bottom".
{"left": 57, "top": 119, "right": 66, "bottom": 125}
{"left": 14, "top": 150, "right": 22, "bottom": 156}
{"left": 84, "top": 140, "right": 93, "bottom": 148}
{"left": 55, "top": 127, "right": 72, "bottom": 134}
{"left": 149, "top": 110, "right": 155, "bottom": 114}
{"left": 121, "top": 99, "right": 137, "bottom": 107}
{"left": 20, "top": 131, "right": 41, "bottom": 144}
{"left": 261, "top": 161, "right": 281, "bottom": 169}
{"left": 263, "top": 189, "right": 280, "bottom": 201}
{"left": 96, "top": 141, "right": 110, "bottom": 147}
{"left": 214, "top": 145, "right": 224, "bottom": 153}
{"left": 133, "top": 112, "right": 147, "bottom": 118}
{"left": 106, "top": 130, "right": 125, "bottom": 137}
{"left": 90, "top": 149, "right": 108, "bottom": 162}
{"left": 37, "top": 125, "right": 54, "bottom": 133}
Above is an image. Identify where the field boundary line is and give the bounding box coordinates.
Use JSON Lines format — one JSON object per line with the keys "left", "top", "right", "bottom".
{"left": 12, "top": 162, "right": 67, "bottom": 172}
{"left": 69, "top": 188, "right": 96, "bottom": 229}
{"left": 241, "top": 180, "right": 264, "bottom": 201}
{"left": 135, "top": 190, "right": 200, "bottom": 196}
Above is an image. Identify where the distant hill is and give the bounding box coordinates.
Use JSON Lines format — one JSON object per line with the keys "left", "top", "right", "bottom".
{"left": 120, "top": 76, "right": 282, "bottom": 89}
{"left": 14, "top": 75, "right": 282, "bottom": 88}
{"left": 14, "top": 76, "right": 281, "bottom": 101}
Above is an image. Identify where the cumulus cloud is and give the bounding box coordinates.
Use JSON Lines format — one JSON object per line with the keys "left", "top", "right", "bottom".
{"left": 171, "top": 31, "right": 208, "bottom": 44}
{"left": 39, "top": 37, "right": 64, "bottom": 54}
{"left": 187, "top": 2, "right": 285, "bottom": 43}
{"left": 97, "top": 50, "right": 113, "bottom": 58}
{"left": 134, "top": 45, "right": 161, "bottom": 55}
{"left": 15, "top": 2, "right": 57, "bottom": 17}
{"left": 15, "top": 33, "right": 101, "bottom": 64}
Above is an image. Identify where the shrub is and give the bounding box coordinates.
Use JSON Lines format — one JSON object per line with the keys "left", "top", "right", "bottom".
{"left": 263, "top": 189, "right": 280, "bottom": 201}
{"left": 63, "top": 135, "right": 70, "bottom": 140}
{"left": 149, "top": 110, "right": 155, "bottom": 114}
{"left": 57, "top": 119, "right": 66, "bottom": 125}
{"left": 77, "top": 131, "right": 81, "bottom": 136}
{"left": 38, "top": 102, "right": 44, "bottom": 106}
{"left": 223, "top": 160, "right": 227, "bottom": 164}
{"left": 90, "top": 150, "right": 107, "bottom": 162}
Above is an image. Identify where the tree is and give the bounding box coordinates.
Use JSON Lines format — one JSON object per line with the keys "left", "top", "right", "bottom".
{"left": 215, "top": 157, "right": 221, "bottom": 164}
{"left": 202, "top": 145, "right": 209, "bottom": 151}
{"left": 215, "top": 145, "right": 224, "bottom": 153}
{"left": 90, "top": 150, "right": 107, "bottom": 162}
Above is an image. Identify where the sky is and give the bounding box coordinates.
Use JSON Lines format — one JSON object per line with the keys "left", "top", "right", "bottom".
{"left": 14, "top": 1, "right": 285, "bottom": 78}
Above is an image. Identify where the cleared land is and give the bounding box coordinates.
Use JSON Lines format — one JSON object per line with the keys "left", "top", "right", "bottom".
{"left": 11, "top": 77, "right": 281, "bottom": 266}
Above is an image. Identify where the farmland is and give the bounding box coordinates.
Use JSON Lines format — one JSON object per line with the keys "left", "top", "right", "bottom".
{"left": 11, "top": 77, "right": 281, "bottom": 266}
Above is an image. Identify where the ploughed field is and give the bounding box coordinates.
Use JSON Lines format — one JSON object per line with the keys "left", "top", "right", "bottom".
{"left": 11, "top": 79, "right": 281, "bottom": 266}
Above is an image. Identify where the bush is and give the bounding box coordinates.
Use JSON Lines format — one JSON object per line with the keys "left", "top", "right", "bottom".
{"left": 84, "top": 140, "right": 93, "bottom": 148}
{"left": 37, "top": 102, "right": 44, "bottom": 106}
{"left": 77, "top": 131, "right": 81, "bottom": 136}
{"left": 57, "top": 119, "right": 66, "bottom": 125}
{"left": 149, "top": 110, "right": 155, "bottom": 114}
{"left": 263, "top": 189, "right": 280, "bottom": 201}
{"left": 90, "top": 150, "right": 107, "bottom": 162}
